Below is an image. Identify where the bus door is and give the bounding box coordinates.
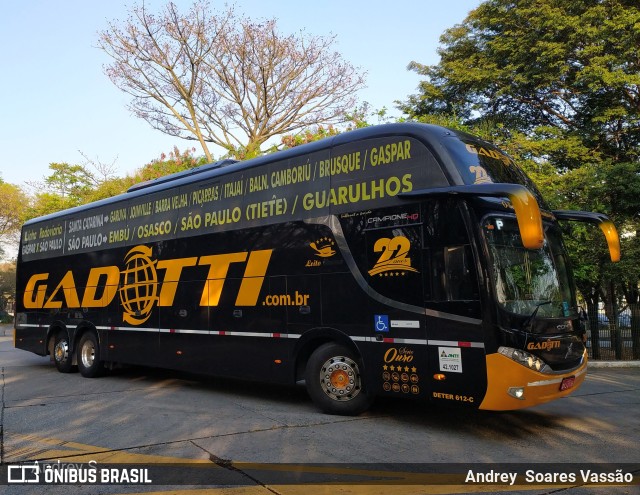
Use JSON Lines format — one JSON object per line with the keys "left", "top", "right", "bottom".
{"left": 423, "top": 199, "right": 487, "bottom": 407}
{"left": 363, "top": 208, "right": 429, "bottom": 400}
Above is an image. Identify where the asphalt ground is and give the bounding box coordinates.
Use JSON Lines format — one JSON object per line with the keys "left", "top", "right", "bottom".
{"left": 1, "top": 324, "right": 639, "bottom": 495}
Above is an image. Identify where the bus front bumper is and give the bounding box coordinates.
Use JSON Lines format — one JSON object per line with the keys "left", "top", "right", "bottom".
{"left": 479, "top": 351, "right": 588, "bottom": 411}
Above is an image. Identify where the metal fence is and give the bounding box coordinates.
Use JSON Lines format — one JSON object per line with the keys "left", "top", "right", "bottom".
{"left": 585, "top": 306, "right": 640, "bottom": 361}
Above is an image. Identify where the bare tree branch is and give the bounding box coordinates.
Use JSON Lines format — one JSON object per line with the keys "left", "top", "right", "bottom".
{"left": 98, "top": 1, "right": 366, "bottom": 160}
{"left": 77, "top": 150, "right": 119, "bottom": 184}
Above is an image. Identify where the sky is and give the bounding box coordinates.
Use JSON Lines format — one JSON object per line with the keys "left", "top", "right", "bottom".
{"left": 0, "top": 0, "right": 481, "bottom": 189}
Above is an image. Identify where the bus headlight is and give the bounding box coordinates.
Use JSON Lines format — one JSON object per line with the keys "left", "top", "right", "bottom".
{"left": 508, "top": 387, "right": 525, "bottom": 400}
{"left": 498, "top": 346, "right": 550, "bottom": 373}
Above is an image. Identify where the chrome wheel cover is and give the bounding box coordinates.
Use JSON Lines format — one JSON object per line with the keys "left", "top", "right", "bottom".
{"left": 80, "top": 340, "right": 96, "bottom": 368}
{"left": 319, "top": 355, "right": 362, "bottom": 401}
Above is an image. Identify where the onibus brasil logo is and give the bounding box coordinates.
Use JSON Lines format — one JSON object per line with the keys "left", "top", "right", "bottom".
{"left": 23, "top": 245, "right": 273, "bottom": 325}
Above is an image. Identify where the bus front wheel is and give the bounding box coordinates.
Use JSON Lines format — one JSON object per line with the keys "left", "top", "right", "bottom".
{"left": 53, "top": 332, "right": 76, "bottom": 373}
{"left": 305, "top": 343, "right": 373, "bottom": 415}
{"left": 77, "top": 332, "right": 104, "bottom": 378}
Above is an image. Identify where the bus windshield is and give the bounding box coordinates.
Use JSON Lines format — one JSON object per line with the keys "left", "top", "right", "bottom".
{"left": 483, "top": 215, "right": 575, "bottom": 318}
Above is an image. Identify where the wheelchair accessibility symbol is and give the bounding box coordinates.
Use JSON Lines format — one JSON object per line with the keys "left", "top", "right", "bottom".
{"left": 374, "top": 314, "right": 389, "bottom": 332}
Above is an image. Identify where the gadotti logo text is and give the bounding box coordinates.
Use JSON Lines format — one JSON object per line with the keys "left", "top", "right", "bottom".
{"left": 526, "top": 340, "right": 561, "bottom": 351}
{"left": 22, "top": 245, "right": 273, "bottom": 325}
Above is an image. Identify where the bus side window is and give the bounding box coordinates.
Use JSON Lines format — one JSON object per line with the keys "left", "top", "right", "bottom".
{"left": 424, "top": 200, "right": 480, "bottom": 304}
{"left": 444, "top": 245, "right": 478, "bottom": 301}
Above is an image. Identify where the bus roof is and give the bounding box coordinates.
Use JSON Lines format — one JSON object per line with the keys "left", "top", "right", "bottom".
{"left": 20, "top": 123, "right": 544, "bottom": 260}
{"left": 24, "top": 123, "right": 528, "bottom": 227}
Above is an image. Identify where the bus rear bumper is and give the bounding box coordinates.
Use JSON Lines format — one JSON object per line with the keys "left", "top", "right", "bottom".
{"left": 479, "top": 351, "right": 588, "bottom": 411}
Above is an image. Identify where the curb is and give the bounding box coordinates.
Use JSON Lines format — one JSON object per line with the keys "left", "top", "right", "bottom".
{"left": 588, "top": 360, "right": 640, "bottom": 368}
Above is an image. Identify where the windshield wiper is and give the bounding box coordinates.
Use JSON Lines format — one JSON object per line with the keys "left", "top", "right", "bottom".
{"left": 522, "top": 301, "right": 553, "bottom": 332}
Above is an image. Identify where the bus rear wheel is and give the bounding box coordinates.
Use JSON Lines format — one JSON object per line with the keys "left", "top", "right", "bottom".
{"left": 305, "top": 343, "right": 373, "bottom": 415}
{"left": 77, "top": 332, "right": 104, "bottom": 378}
{"left": 53, "top": 332, "right": 76, "bottom": 373}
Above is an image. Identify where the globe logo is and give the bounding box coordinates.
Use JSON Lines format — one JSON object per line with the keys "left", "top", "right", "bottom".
{"left": 119, "top": 245, "right": 158, "bottom": 325}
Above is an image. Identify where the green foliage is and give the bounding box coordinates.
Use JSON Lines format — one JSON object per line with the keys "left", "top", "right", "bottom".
{"left": 401, "top": 0, "right": 640, "bottom": 305}
{"left": 44, "top": 163, "right": 96, "bottom": 202}
{"left": 25, "top": 192, "right": 79, "bottom": 220}
{"left": 278, "top": 104, "right": 394, "bottom": 150}
{"left": 19, "top": 147, "right": 210, "bottom": 224}
{"left": 0, "top": 181, "right": 28, "bottom": 261}
{"left": 402, "top": 0, "right": 640, "bottom": 163}
{"left": 0, "top": 262, "right": 16, "bottom": 318}
{"left": 84, "top": 176, "right": 137, "bottom": 203}
{"left": 135, "top": 147, "right": 208, "bottom": 181}
{"left": 0, "top": 182, "right": 28, "bottom": 235}
{"left": 279, "top": 125, "right": 341, "bottom": 150}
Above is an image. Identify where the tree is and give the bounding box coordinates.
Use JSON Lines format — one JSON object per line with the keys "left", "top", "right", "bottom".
{"left": 76, "top": 146, "right": 213, "bottom": 205}
{"left": 401, "top": 0, "right": 640, "bottom": 357}
{"left": 401, "top": 0, "right": 640, "bottom": 167}
{"left": 98, "top": 1, "right": 366, "bottom": 161}
{"left": 19, "top": 163, "right": 94, "bottom": 221}
{"left": 78, "top": 151, "right": 119, "bottom": 184}
{"left": 42, "top": 163, "right": 95, "bottom": 200}
{"left": 22, "top": 162, "right": 98, "bottom": 220}
{"left": 0, "top": 180, "right": 29, "bottom": 260}
{"left": 135, "top": 146, "right": 208, "bottom": 182}
{"left": 0, "top": 262, "right": 16, "bottom": 319}
{"left": 278, "top": 103, "right": 395, "bottom": 149}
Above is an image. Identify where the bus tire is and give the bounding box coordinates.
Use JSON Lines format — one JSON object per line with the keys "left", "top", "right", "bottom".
{"left": 53, "top": 332, "right": 76, "bottom": 373}
{"left": 77, "top": 331, "right": 104, "bottom": 378}
{"left": 305, "top": 343, "right": 373, "bottom": 415}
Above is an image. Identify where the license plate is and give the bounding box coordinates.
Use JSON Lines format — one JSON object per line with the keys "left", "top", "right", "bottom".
{"left": 560, "top": 376, "right": 576, "bottom": 391}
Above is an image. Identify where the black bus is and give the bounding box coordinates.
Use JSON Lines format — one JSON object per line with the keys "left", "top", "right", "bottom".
{"left": 14, "top": 123, "right": 620, "bottom": 415}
